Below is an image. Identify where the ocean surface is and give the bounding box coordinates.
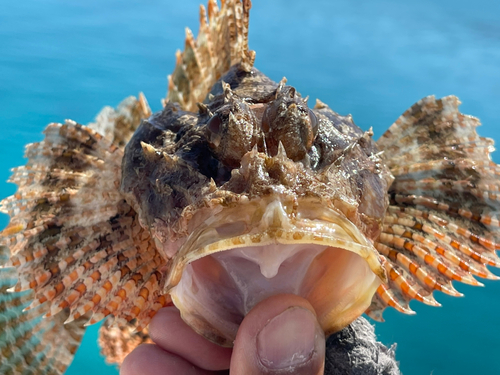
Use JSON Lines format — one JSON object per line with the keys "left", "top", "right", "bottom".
{"left": 1, "top": 1, "right": 500, "bottom": 374}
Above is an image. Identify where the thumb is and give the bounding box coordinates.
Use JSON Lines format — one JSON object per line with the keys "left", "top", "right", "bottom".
{"left": 230, "top": 294, "right": 325, "bottom": 375}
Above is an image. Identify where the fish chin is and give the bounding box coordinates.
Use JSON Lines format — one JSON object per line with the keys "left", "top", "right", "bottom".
{"left": 165, "top": 197, "right": 385, "bottom": 346}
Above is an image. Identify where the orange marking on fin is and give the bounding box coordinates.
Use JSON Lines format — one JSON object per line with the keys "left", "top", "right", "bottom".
{"left": 388, "top": 268, "right": 398, "bottom": 281}
{"left": 67, "top": 269, "right": 79, "bottom": 283}
{"left": 402, "top": 230, "right": 412, "bottom": 239}
{"left": 54, "top": 282, "right": 65, "bottom": 296}
{"left": 59, "top": 300, "right": 70, "bottom": 309}
{"left": 103, "top": 281, "right": 113, "bottom": 292}
{"left": 139, "top": 287, "right": 149, "bottom": 300}
{"left": 434, "top": 232, "right": 445, "bottom": 240}
{"left": 90, "top": 271, "right": 101, "bottom": 282}
{"left": 424, "top": 254, "right": 435, "bottom": 265}
{"left": 481, "top": 216, "right": 492, "bottom": 225}
{"left": 403, "top": 241, "right": 413, "bottom": 251}
{"left": 75, "top": 283, "right": 86, "bottom": 294}
{"left": 399, "top": 281, "right": 413, "bottom": 298}
{"left": 437, "top": 263, "right": 448, "bottom": 275}
{"left": 157, "top": 295, "right": 168, "bottom": 307}
{"left": 50, "top": 265, "right": 60, "bottom": 277}
{"left": 107, "top": 300, "right": 119, "bottom": 312}
{"left": 36, "top": 271, "right": 51, "bottom": 285}
{"left": 130, "top": 306, "right": 141, "bottom": 317}
{"left": 45, "top": 289, "right": 57, "bottom": 300}
{"left": 408, "top": 262, "right": 418, "bottom": 274}
{"left": 38, "top": 296, "right": 48, "bottom": 304}
{"left": 92, "top": 294, "right": 101, "bottom": 305}
{"left": 117, "top": 289, "right": 127, "bottom": 299}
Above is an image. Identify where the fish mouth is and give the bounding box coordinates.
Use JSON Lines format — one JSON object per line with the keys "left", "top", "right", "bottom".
{"left": 165, "top": 196, "right": 386, "bottom": 346}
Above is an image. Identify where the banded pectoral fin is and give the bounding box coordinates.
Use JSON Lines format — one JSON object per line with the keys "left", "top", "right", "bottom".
{"left": 368, "top": 95, "right": 500, "bottom": 320}
{"left": 0, "top": 95, "right": 169, "bottom": 374}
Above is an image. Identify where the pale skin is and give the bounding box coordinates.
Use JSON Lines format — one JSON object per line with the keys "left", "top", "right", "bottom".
{"left": 121, "top": 294, "right": 326, "bottom": 375}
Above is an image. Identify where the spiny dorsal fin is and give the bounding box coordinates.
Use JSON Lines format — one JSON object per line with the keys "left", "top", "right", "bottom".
{"left": 166, "top": 0, "right": 255, "bottom": 112}
{"left": 367, "top": 95, "right": 500, "bottom": 321}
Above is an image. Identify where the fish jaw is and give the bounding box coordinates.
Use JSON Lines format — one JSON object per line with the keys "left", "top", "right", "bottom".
{"left": 163, "top": 195, "right": 385, "bottom": 346}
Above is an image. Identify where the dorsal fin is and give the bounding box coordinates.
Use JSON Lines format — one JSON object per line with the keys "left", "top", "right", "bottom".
{"left": 166, "top": 0, "right": 255, "bottom": 112}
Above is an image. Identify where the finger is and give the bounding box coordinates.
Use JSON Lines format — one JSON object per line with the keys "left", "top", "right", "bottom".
{"left": 120, "top": 343, "right": 216, "bottom": 375}
{"left": 230, "top": 294, "right": 325, "bottom": 375}
{"left": 148, "top": 306, "right": 233, "bottom": 371}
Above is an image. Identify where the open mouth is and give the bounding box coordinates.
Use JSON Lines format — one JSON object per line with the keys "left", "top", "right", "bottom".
{"left": 165, "top": 196, "right": 386, "bottom": 346}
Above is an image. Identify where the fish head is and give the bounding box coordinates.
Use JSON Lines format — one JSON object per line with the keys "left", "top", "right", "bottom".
{"left": 121, "top": 65, "right": 393, "bottom": 346}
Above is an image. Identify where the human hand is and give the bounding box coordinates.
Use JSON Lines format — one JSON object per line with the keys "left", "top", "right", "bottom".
{"left": 121, "top": 294, "right": 325, "bottom": 374}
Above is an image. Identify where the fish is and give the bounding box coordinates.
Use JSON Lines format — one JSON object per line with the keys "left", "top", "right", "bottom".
{"left": 1, "top": 1, "right": 499, "bottom": 374}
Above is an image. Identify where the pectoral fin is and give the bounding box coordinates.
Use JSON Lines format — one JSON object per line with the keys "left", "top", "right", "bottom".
{"left": 369, "top": 95, "right": 500, "bottom": 320}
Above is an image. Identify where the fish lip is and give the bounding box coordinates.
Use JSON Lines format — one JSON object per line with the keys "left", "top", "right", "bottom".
{"left": 163, "top": 196, "right": 387, "bottom": 293}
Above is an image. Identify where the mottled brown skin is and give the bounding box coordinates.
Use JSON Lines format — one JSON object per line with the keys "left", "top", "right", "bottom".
{"left": 122, "top": 64, "right": 391, "bottom": 246}
{"left": 262, "top": 82, "right": 318, "bottom": 161}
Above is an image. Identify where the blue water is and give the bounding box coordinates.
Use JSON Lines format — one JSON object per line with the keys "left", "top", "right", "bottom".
{"left": 1, "top": 1, "right": 500, "bottom": 374}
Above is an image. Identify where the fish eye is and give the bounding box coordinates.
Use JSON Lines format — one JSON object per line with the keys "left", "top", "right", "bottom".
{"left": 309, "top": 109, "right": 318, "bottom": 136}
{"left": 207, "top": 114, "right": 223, "bottom": 134}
